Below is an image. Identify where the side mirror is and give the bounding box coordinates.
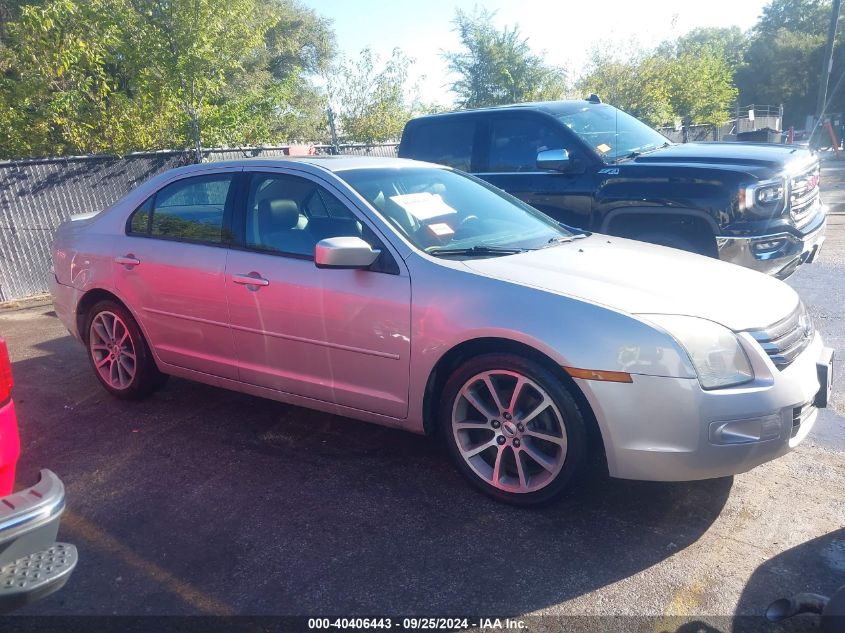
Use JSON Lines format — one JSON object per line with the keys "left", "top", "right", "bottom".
{"left": 315, "top": 236, "right": 380, "bottom": 269}
{"left": 537, "top": 148, "right": 570, "bottom": 171}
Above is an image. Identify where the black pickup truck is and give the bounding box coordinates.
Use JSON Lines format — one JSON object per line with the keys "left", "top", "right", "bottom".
{"left": 398, "top": 99, "right": 828, "bottom": 278}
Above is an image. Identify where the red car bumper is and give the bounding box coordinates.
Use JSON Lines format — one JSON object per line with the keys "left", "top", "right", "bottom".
{"left": 0, "top": 399, "right": 20, "bottom": 496}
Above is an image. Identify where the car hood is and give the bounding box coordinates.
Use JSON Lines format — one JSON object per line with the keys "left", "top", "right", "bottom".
{"left": 631, "top": 142, "right": 816, "bottom": 174}
{"left": 462, "top": 235, "right": 799, "bottom": 331}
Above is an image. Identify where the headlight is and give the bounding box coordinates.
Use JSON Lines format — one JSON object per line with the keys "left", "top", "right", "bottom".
{"left": 741, "top": 178, "right": 787, "bottom": 216}
{"left": 642, "top": 315, "right": 754, "bottom": 389}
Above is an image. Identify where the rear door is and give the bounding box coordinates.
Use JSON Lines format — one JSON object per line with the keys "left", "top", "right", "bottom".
{"left": 113, "top": 169, "right": 239, "bottom": 379}
{"left": 476, "top": 113, "right": 595, "bottom": 229}
{"left": 225, "top": 169, "right": 412, "bottom": 418}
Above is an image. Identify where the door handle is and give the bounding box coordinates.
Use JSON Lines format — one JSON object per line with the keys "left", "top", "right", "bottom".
{"left": 115, "top": 255, "right": 140, "bottom": 267}
{"left": 232, "top": 273, "right": 270, "bottom": 287}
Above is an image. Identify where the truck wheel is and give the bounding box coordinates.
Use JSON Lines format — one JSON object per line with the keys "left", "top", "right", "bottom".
{"left": 439, "top": 353, "right": 588, "bottom": 505}
{"left": 85, "top": 300, "right": 167, "bottom": 400}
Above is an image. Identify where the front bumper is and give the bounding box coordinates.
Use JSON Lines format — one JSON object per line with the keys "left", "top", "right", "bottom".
{"left": 716, "top": 206, "right": 827, "bottom": 279}
{"left": 577, "top": 332, "right": 831, "bottom": 482}
{"left": 0, "top": 470, "right": 77, "bottom": 613}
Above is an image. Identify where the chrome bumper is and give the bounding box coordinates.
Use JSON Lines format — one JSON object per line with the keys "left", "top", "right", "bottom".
{"left": 716, "top": 211, "right": 827, "bottom": 279}
{"left": 0, "top": 470, "right": 77, "bottom": 613}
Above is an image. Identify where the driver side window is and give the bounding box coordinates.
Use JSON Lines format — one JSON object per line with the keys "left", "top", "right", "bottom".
{"left": 486, "top": 117, "right": 568, "bottom": 173}
{"left": 243, "top": 173, "right": 390, "bottom": 261}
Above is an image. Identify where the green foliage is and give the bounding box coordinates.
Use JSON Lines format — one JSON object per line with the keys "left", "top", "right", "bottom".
{"left": 739, "top": 0, "right": 836, "bottom": 127}
{"left": 327, "top": 47, "right": 421, "bottom": 143}
{"left": 443, "top": 8, "right": 566, "bottom": 108}
{"left": 578, "top": 43, "right": 737, "bottom": 126}
{"left": 0, "top": 0, "right": 336, "bottom": 159}
{"left": 577, "top": 48, "right": 673, "bottom": 127}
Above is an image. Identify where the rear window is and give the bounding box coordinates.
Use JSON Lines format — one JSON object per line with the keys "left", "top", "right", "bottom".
{"left": 127, "top": 174, "right": 234, "bottom": 244}
{"left": 403, "top": 120, "right": 475, "bottom": 171}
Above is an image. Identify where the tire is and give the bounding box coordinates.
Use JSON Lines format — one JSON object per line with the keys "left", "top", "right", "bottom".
{"left": 84, "top": 300, "right": 167, "bottom": 400}
{"left": 439, "top": 353, "right": 588, "bottom": 505}
{"left": 634, "top": 230, "right": 709, "bottom": 256}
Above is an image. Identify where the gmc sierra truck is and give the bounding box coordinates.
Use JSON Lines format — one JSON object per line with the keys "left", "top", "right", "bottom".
{"left": 398, "top": 98, "right": 827, "bottom": 278}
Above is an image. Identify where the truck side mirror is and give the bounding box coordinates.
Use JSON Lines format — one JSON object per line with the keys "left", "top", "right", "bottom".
{"left": 537, "top": 148, "right": 570, "bottom": 172}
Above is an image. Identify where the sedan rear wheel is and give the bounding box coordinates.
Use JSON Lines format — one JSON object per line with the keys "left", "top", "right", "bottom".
{"left": 86, "top": 300, "right": 167, "bottom": 400}
{"left": 440, "top": 354, "right": 587, "bottom": 505}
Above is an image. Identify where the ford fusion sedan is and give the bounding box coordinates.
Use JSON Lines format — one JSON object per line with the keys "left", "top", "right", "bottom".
{"left": 49, "top": 157, "right": 833, "bottom": 504}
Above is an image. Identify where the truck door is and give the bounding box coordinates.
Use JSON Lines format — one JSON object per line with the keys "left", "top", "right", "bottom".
{"left": 475, "top": 113, "right": 595, "bottom": 230}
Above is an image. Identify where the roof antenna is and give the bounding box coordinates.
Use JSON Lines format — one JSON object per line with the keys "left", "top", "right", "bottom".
{"left": 587, "top": 94, "right": 602, "bottom": 104}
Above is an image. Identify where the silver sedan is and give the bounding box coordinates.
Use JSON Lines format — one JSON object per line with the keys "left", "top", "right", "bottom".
{"left": 49, "top": 157, "right": 833, "bottom": 505}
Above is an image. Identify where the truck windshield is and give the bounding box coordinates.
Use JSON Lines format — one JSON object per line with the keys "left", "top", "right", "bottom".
{"left": 557, "top": 105, "right": 670, "bottom": 162}
{"left": 339, "top": 167, "right": 573, "bottom": 255}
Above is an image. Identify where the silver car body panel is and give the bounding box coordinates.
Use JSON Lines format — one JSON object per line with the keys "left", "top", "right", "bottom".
{"left": 49, "top": 157, "right": 830, "bottom": 482}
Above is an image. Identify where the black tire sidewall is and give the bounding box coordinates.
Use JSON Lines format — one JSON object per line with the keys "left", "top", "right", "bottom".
{"left": 85, "top": 300, "right": 163, "bottom": 400}
{"left": 439, "top": 353, "right": 588, "bottom": 506}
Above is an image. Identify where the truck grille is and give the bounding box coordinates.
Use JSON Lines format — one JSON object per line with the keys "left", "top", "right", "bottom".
{"left": 788, "top": 165, "right": 820, "bottom": 228}
{"left": 747, "top": 304, "right": 814, "bottom": 371}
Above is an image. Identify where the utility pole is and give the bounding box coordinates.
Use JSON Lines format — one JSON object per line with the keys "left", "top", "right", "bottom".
{"left": 815, "top": 0, "right": 842, "bottom": 124}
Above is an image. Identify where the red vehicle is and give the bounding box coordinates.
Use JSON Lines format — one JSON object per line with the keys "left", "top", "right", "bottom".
{"left": 0, "top": 336, "right": 76, "bottom": 612}
{"left": 0, "top": 338, "right": 20, "bottom": 495}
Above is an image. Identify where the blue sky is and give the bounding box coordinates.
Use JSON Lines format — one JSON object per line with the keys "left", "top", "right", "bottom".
{"left": 301, "top": 0, "right": 769, "bottom": 105}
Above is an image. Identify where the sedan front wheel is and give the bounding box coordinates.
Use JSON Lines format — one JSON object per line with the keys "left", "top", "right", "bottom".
{"left": 440, "top": 353, "right": 587, "bottom": 505}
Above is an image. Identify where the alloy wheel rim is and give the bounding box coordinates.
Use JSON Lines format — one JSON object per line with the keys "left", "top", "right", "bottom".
{"left": 89, "top": 311, "right": 136, "bottom": 390}
{"left": 452, "top": 370, "right": 567, "bottom": 494}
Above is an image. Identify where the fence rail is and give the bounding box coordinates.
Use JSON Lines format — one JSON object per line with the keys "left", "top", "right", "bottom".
{"left": 0, "top": 144, "right": 399, "bottom": 302}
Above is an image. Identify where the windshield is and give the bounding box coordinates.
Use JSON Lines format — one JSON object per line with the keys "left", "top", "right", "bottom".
{"left": 339, "top": 167, "right": 573, "bottom": 255}
{"left": 557, "top": 104, "right": 670, "bottom": 162}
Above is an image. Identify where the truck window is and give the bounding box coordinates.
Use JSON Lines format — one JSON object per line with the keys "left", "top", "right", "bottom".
{"left": 406, "top": 120, "right": 475, "bottom": 171}
{"left": 487, "top": 117, "right": 568, "bottom": 173}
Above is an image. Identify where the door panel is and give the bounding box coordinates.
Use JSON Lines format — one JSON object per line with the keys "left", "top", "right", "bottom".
{"left": 226, "top": 171, "right": 411, "bottom": 418}
{"left": 114, "top": 238, "right": 235, "bottom": 378}
{"left": 478, "top": 114, "right": 596, "bottom": 229}
{"left": 114, "top": 172, "right": 238, "bottom": 378}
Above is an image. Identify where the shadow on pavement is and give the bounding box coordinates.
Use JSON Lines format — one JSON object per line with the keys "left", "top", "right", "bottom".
{"left": 734, "top": 528, "right": 845, "bottom": 633}
{"left": 10, "top": 331, "right": 733, "bottom": 616}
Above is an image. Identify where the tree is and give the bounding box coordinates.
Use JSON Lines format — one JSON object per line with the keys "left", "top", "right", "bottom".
{"left": 0, "top": 0, "right": 135, "bottom": 158}
{"left": 666, "top": 50, "right": 738, "bottom": 125}
{"left": 0, "top": 0, "right": 339, "bottom": 159}
{"left": 326, "top": 47, "right": 421, "bottom": 143}
{"left": 443, "top": 8, "right": 566, "bottom": 108}
{"left": 661, "top": 26, "right": 749, "bottom": 75}
{"left": 738, "top": 0, "right": 835, "bottom": 127}
{"left": 578, "top": 41, "right": 737, "bottom": 127}
{"left": 577, "top": 47, "right": 673, "bottom": 127}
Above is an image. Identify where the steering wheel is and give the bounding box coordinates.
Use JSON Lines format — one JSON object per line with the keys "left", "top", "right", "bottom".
{"left": 455, "top": 214, "right": 480, "bottom": 238}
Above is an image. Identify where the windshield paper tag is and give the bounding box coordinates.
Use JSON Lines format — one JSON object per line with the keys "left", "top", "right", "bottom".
{"left": 390, "top": 192, "right": 457, "bottom": 221}
{"left": 427, "top": 222, "right": 455, "bottom": 237}
{"left": 596, "top": 143, "right": 612, "bottom": 154}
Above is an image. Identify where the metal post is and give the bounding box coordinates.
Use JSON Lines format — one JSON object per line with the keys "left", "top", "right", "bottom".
{"left": 327, "top": 107, "right": 340, "bottom": 155}
{"left": 816, "top": 0, "right": 842, "bottom": 121}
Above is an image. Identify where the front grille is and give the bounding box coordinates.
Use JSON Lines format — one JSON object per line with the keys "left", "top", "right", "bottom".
{"left": 748, "top": 304, "right": 814, "bottom": 371}
{"left": 789, "top": 165, "right": 820, "bottom": 228}
{"left": 792, "top": 401, "right": 816, "bottom": 437}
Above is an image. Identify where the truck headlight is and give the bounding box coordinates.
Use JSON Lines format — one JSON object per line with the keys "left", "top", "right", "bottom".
{"left": 642, "top": 315, "right": 754, "bottom": 389}
{"left": 741, "top": 178, "right": 787, "bottom": 216}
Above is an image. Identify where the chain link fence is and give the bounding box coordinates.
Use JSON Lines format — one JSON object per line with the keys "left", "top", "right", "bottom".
{"left": 0, "top": 143, "right": 399, "bottom": 302}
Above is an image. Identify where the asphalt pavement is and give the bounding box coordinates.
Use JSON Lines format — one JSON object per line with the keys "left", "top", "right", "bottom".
{"left": 0, "top": 188, "right": 843, "bottom": 630}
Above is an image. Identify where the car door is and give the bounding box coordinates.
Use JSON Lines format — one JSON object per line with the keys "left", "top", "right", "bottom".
{"left": 113, "top": 169, "right": 239, "bottom": 379}
{"left": 476, "top": 113, "right": 596, "bottom": 229}
{"left": 225, "top": 169, "right": 411, "bottom": 419}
